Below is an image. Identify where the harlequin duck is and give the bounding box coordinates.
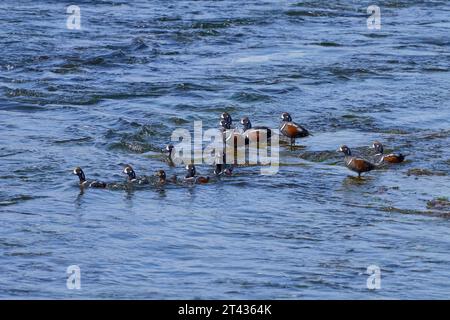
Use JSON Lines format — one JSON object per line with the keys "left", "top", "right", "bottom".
{"left": 241, "top": 117, "right": 272, "bottom": 144}
{"left": 221, "top": 119, "right": 246, "bottom": 149}
{"left": 219, "top": 119, "right": 231, "bottom": 131}
{"left": 214, "top": 163, "right": 233, "bottom": 176}
{"left": 72, "top": 167, "right": 107, "bottom": 188}
{"left": 185, "top": 164, "right": 210, "bottom": 184}
{"left": 155, "top": 169, "right": 178, "bottom": 184}
{"left": 214, "top": 153, "right": 233, "bottom": 176}
{"left": 165, "top": 144, "right": 175, "bottom": 166}
{"left": 279, "top": 112, "right": 310, "bottom": 147}
{"left": 338, "top": 145, "right": 376, "bottom": 177}
{"left": 220, "top": 112, "right": 233, "bottom": 128}
{"left": 372, "top": 141, "right": 406, "bottom": 164}
{"left": 155, "top": 169, "right": 166, "bottom": 184}
{"left": 123, "top": 165, "right": 149, "bottom": 184}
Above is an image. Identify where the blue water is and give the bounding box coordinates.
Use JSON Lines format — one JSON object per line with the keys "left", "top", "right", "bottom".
{"left": 1, "top": 0, "right": 449, "bottom": 299}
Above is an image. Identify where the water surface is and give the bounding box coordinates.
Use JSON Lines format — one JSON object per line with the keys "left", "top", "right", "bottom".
{"left": 0, "top": 0, "right": 449, "bottom": 299}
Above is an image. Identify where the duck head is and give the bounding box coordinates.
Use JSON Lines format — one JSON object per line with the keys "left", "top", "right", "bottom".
{"left": 155, "top": 169, "right": 166, "bottom": 181}
{"left": 165, "top": 144, "right": 174, "bottom": 157}
{"left": 338, "top": 145, "right": 352, "bottom": 156}
{"left": 240, "top": 117, "right": 252, "bottom": 131}
{"left": 281, "top": 112, "right": 292, "bottom": 122}
{"left": 185, "top": 164, "right": 196, "bottom": 178}
{"left": 123, "top": 165, "right": 137, "bottom": 181}
{"left": 372, "top": 141, "right": 384, "bottom": 154}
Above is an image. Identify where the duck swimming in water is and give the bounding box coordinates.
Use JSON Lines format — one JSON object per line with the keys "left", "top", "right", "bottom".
{"left": 214, "top": 163, "right": 233, "bottom": 176}
{"left": 220, "top": 119, "right": 232, "bottom": 131}
{"left": 123, "top": 165, "right": 149, "bottom": 184}
{"left": 338, "top": 145, "right": 376, "bottom": 178}
{"left": 279, "top": 112, "right": 310, "bottom": 147}
{"left": 155, "top": 169, "right": 178, "bottom": 184}
{"left": 185, "top": 164, "right": 210, "bottom": 184}
{"left": 164, "top": 144, "right": 175, "bottom": 167}
{"left": 213, "top": 153, "right": 233, "bottom": 176}
{"left": 73, "top": 167, "right": 107, "bottom": 188}
{"left": 372, "top": 141, "right": 406, "bottom": 164}
{"left": 155, "top": 169, "right": 167, "bottom": 184}
{"left": 220, "top": 112, "right": 233, "bottom": 128}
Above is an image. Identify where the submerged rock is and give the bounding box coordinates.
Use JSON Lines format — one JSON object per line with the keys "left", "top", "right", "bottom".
{"left": 406, "top": 168, "right": 447, "bottom": 177}
{"left": 427, "top": 197, "right": 450, "bottom": 211}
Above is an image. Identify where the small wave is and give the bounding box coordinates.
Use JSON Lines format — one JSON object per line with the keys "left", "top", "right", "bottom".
{"left": 406, "top": 168, "right": 447, "bottom": 177}
{"left": 313, "top": 42, "right": 342, "bottom": 47}
{"left": 169, "top": 117, "right": 190, "bottom": 125}
{"left": 230, "top": 91, "right": 273, "bottom": 103}
{"left": 190, "top": 18, "right": 259, "bottom": 30}
{"left": 381, "top": 206, "right": 450, "bottom": 219}
{"left": 108, "top": 141, "right": 152, "bottom": 154}
{"left": 6, "top": 88, "right": 43, "bottom": 98}
{"left": 53, "top": 137, "right": 93, "bottom": 145}
{"left": 0, "top": 195, "right": 46, "bottom": 207}
{"left": 298, "top": 150, "right": 339, "bottom": 163}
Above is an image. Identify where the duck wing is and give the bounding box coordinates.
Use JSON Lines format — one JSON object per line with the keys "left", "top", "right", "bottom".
{"left": 280, "top": 122, "right": 309, "bottom": 138}
{"left": 346, "top": 157, "right": 375, "bottom": 173}
{"left": 382, "top": 153, "right": 405, "bottom": 163}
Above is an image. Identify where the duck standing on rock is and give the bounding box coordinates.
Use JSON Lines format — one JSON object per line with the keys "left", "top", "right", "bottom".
{"left": 220, "top": 117, "right": 245, "bottom": 164}
{"left": 279, "top": 112, "right": 310, "bottom": 148}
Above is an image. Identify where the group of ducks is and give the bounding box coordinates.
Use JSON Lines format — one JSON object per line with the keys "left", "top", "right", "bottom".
{"left": 219, "top": 111, "right": 309, "bottom": 147}
{"left": 338, "top": 142, "right": 406, "bottom": 178}
{"left": 73, "top": 112, "right": 407, "bottom": 189}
